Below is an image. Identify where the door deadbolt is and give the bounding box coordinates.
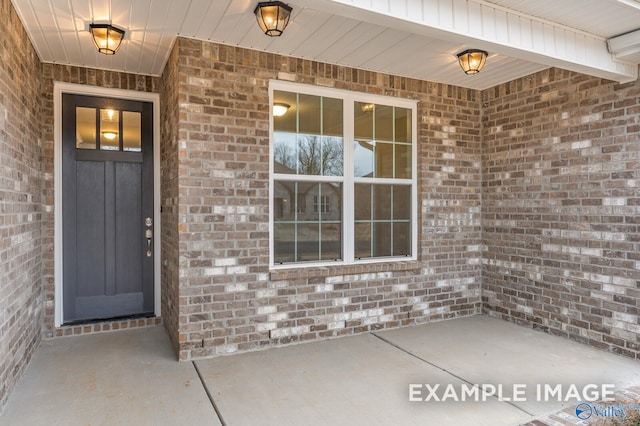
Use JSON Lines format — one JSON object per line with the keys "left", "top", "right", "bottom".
{"left": 145, "top": 217, "right": 153, "bottom": 227}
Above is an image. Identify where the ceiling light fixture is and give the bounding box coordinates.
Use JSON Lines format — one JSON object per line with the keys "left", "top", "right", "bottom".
{"left": 273, "top": 102, "right": 290, "bottom": 117}
{"left": 254, "top": 2, "right": 293, "bottom": 37}
{"left": 90, "top": 24, "right": 125, "bottom": 55}
{"left": 102, "top": 131, "right": 118, "bottom": 140}
{"left": 360, "top": 103, "right": 374, "bottom": 113}
{"left": 456, "top": 49, "right": 488, "bottom": 75}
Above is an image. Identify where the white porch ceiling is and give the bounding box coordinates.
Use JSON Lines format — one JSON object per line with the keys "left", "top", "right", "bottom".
{"left": 11, "top": 0, "right": 640, "bottom": 90}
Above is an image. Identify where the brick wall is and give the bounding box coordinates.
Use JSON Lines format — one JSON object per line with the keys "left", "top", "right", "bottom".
{"left": 0, "top": 0, "right": 43, "bottom": 409}
{"left": 482, "top": 68, "right": 640, "bottom": 359}
{"left": 174, "top": 38, "right": 483, "bottom": 360}
{"left": 40, "top": 65, "right": 160, "bottom": 337}
{"left": 160, "top": 41, "right": 180, "bottom": 353}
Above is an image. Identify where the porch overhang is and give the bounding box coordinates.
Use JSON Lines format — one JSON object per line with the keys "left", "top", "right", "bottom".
{"left": 299, "top": 0, "right": 638, "bottom": 85}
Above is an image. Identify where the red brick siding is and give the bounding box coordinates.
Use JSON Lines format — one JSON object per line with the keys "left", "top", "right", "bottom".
{"left": 0, "top": 0, "right": 43, "bottom": 409}
{"left": 160, "top": 41, "right": 181, "bottom": 354}
{"left": 174, "top": 39, "right": 483, "bottom": 360}
{"left": 482, "top": 68, "right": 640, "bottom": 359}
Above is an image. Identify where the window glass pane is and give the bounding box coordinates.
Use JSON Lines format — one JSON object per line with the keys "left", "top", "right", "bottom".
{"left": 273, "top": 133, "right": 297, "bottom": 174}
{"left": 274, "top": 180, "right": 342, "bottom": 264}
{"left": 100, "top": 108, "right": 120, "bottom": 151}
{"left": 372, "top": 185, "right": 391, "bottom": 221}
{"left": 354, "top": 223, "right": 371, "bottom": 259}
{"left": 354, "top": 102, "right": 373, "bottom": 140}
{"left": 123, "top": 111, "right": 141, "bottom": 152}
{"left": 297, "top": 135, "right": 322, "bottom": 175}
{"left": 395, "top": 144, "right": 411, "bottom": 179}
{"left": 375, "top": 104, "right": 393, "bottom": 141}
{"left": 395, "top": 107, "right": 411, "bottom": 143}
{"left": 76, "top": 107, "right": 96, "bottom": 149}
{"left": 373, "top": 222, "right": 391, "bottom": 257}
{"left": 274, "top": 181, "right": 295, "bottom": 221}
{"left": 323, "top": 97, "right": 343, "bottom": 137}
{"left": 353, "top": 141, "right": 375, "bottom": 177}
{"left": 299, "top": 94, "right": 321, "bottom": 134}
{"left": 393, "top": 185, "right": 411, "bottom": 220}
{"left": 354, "top": 141, "right": 374, "bottom": 177}
{"left": 297, "top": 182, "right": 318, "bottom": 221}
{"left": 296, "top": 136, "right": 344, "bottom": 177}
{"left": 354, "top": 184, "right": 371, "bottom": 221}
{"left": 319, "top": 182, "right": 341, "bottom": 220}
{"left": 321, "top": 223, "right": 341, "bottom": 261}
{"left": 375, "top": 142, "right": 393, "bottom": 178}
{"left": 274, "top": 90, "right": 297, "bottom": 132}
{"left": 393, "top": 222, "right": 411, "bottom": 256}
{"left": 297, "top": 223, "right": 320, "bottom": 261}
{"left": 322, "top": 137, "right": 343, "bottom": 176}
{"left": 274, "top": 223, "right": 295, "bottom": 263}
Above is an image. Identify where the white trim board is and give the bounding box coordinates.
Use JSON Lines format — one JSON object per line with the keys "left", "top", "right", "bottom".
{"left": 53, "top": 82, "right": 162, "bottom": 327}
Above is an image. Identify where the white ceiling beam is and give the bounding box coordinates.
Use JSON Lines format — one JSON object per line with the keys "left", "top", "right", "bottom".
{"left": 612, "top": 0, "right": 640, "bottom": 12}
{"left": 293, "top": 0, "right": 638, "bottom": 83}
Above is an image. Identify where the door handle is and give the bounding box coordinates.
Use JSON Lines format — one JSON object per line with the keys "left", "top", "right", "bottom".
{"left": 146, "top": 229, "right": 152, "bottom": 257}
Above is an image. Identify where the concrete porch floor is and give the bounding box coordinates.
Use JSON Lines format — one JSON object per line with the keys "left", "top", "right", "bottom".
{"left": 2, "top": 315, "right": 640, "bottom": 426}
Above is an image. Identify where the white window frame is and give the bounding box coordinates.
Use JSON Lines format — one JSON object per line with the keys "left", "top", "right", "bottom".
{"left": 269, "top": 80, "right": 418, "bottom": 269}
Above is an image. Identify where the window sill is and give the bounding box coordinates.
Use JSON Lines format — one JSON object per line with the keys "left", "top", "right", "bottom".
{"left": 269, "top": 259, "right": 422, "bottom": 281}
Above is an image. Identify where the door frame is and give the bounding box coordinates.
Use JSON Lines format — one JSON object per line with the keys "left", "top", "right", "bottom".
{"left": 54, "top": 82, "right": 161, "bottom": 327}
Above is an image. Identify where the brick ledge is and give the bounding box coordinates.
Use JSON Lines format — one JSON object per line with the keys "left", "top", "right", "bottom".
{"left": 270, "top": 260, "right": 422, "bottom": 281}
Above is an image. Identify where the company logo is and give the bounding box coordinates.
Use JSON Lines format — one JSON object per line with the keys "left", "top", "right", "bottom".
{"left": 575, "top": 402, "right": 593, "bottom": 420}
{"left": 574, "top": 402, "right": 638, "bottom": 421}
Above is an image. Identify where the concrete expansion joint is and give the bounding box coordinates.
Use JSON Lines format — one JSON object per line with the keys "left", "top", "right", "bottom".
{"left": 193, "top": 361, "right": 227, "bottom": 426}
{"left": 369, "top": 332, "right": 534, "bottom": 417}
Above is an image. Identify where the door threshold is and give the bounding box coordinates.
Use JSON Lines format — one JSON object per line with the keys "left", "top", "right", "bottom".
{"left": 52, "top": 315, "right": 162, "bottom": 338}
{"left": 63, "top": 312, "right": 155, "bottom": 327}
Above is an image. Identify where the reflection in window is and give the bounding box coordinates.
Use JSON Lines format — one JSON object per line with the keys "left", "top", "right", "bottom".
{"left": 100, "top": 108, "right": 120, "bottom": 151}
{"left": 314, "top": 195, "right": 330, "bottom": 213}
{"left": 354, "top": 103, "right": 412, "bottom": 179}
{"left": 273, "top": 180, "right": 342, "bottom": 263}
{"left": 123, "top": 111, "right": 142, "bottom": 152}
{"left": 271, "top": 85, "right": 415, "bottom": 266}
{"left": 273, "top": 90, "right": 344, "bottom": 177}
{"left": 274, "top": 135, "right": 343, "bottom": 176}
{"left": 76, "top": 107, "right": 96, "bottom": 149}
{"left": 76, "top": 107, "right": 143, "bottom": 153}
{"left": 354, "top": 184, "right": 411, "bottom": 259}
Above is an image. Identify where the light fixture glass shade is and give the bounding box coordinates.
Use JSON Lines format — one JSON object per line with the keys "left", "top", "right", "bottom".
{"left": 360, "top": 103, "right": 374, "bottom": 113}
{"left": 456, "top": 49, "right": 488, "bottom": 75}
{"left": 101, "top": 131, "right": 118, "bottom": 140}
{"left": 254, "top": 1, "right": 292, "bottom": 37}
{"left": 273, "top": 103, "right": 290, "bottom": 117}
{"left": 90, "top": 24, "right": 125, "bottom": 55}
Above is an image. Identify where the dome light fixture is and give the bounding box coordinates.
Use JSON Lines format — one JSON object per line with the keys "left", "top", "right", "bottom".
{"left": 456, "top": 49, "right": 488, "bottom": 75}
{"left": 254, "top": 2, "right": 293, "bottom": 37}
{"left": 360, "top": 103, "right": 374, "bottom": 113}
{"left": 90, "top": 23, "right": 125, "bottom": 55}
{"left": 273, "top": 102, "right": 290, "bottom": 117}
{"left": 101, "top": 131, "right": 118, "bottom": 140}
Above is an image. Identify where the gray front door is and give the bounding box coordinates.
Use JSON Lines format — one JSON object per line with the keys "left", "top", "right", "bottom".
{"left": 62, "top": 94, "right": 154, "bottom": 323}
